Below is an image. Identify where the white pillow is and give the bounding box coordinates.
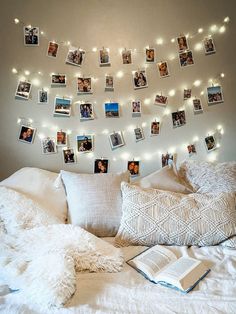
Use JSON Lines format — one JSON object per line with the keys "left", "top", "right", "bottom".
{"left": 0, "top": 167, "right": 67, "bottom": 222}
{"left": 60, "top": 170, "right": 130, "bottom": 237}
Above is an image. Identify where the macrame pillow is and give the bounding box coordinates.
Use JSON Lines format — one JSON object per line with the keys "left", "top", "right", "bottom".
{"left": 115, "top": 182, "right": 236, "bottom": 247}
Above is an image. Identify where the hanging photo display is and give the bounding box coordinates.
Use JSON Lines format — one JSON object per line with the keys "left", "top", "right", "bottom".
{"left": 127, "top": 161, "right": 140, "bottom": 176}
{"left": 99, "top": 48, "right": 110, "bottom": 66}
{"left": 77, "top": 77, "right": 92, "bottom": 94}
{"left": 172, "top": 110, "right": 186, "bottom": 128}
{"left": 77, "top": 135, "right": 93, "bottom": 152}
{"left": 56, "top": 130, "right": 67, "bottom": 146}
{"left": 51, "top": 74, "right": 66, "bottom": 86}
{"left": 65, "top": 47, "right": 85, "bottom": 67}
{"left": 109, "top": 131, "right": 124, "bottom": 149}
{"left": 41, "top": 137, "right": 57, "bottom": 154}
{"left": 204, "top": 135, "right": 217, "bottom": 152}
{"left": 38, "top": 89, "right": 48, "bottom": 104}
{"left": 18, "top": 125, "right": 36, "bottom": 144}
{"left": 203, "top": 37, "right": 216, "bottom": 55}
{"left": 207, "top": 85, "right": 223, "bottom": 104}
{"left": 193, "top": 99, "right": 203, "bottom": 113}
{"left": 47, "top": 41, "right": 59, "bottom": 58}
{"left": 24, "top": 26, "right": 39, "bottom": 46}
{"left": 154, "top": 94, "right": 168, "bottom": 106}
{"left": 133, "top": 70, "right": 148, "bottom": 89}
{"left": 183, "top": 89, "right": 192, "bottom": 100}
{"left": 132, "top": 100, "right": 141, "bottom": 117}
{"left": 145, "top": 48, "right": 155, "bottom": 63}
{"left": 104, "top": 102, "right": 119, "bottom": 118}
{"left": 79, "top": 103, "right": 94, "bottom": 120}
{"left": 187, "top": 144, "right": 197, "bottom": 156}
{"left": 179, "top": 51, "right": 194, "bottom": 67}
{"left": 53, "top": 97, "right": 72, "bottom": 117}
{"left": 177, "top": 35, "right": 188, "bottom": 52}
{"left": 162, "top": 153, "right": 174, "bottom": 167}
{"left": 157, "top": 61, "right": 170, "bottom": 78}
{"left": 62, "top": 148, "right": 76, "bottom": 164}
{"left": 105, "top": 75, "right": 114, "bottom": 91}
{"left": 134, "top": 127, "right": 144, "bottom": 142}
{"left": 150, "top": 121, "right": 160, "bottom": 136}
{"left": 94, "top": 159, "right": 108, "bottom": 173}
{"left": 15, "top": 81, "right": 32, "bottom": 99}
{"left": 122, "top": 49, "right": 132, "bottom": 64}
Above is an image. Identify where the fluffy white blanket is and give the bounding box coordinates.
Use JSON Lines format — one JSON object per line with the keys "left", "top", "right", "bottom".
{"left": 0, "top": 187, "right": 124, "bottom": 308}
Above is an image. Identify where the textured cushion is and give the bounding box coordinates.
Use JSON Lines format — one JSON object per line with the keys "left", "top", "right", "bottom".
{"left": 60, "top": 170, "right": 130, "bottom": 237}
{"left": 0, "top": 167, "right": 67, "bottom": 222}
{"left": 115, "top": 182, "right": 236, "bottom": 247}
{"left": 178, "top": 160, "right": 236, "bottom": 194}
{"left": 134, "top": 165, "right": 192, "bottom": 194}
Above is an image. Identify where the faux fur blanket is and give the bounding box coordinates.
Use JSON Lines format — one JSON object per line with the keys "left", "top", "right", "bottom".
{"left": 0, "top": 187, "right": 124, "bottom": 308}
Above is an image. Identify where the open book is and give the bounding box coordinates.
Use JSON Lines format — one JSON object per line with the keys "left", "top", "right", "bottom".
{"left": 127, "top": 245, "right": 210, "bottom": 293}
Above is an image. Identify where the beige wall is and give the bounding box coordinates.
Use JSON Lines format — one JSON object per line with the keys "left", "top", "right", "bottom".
{"left": 0, "top": 0, "right": 236, "bottom": 180}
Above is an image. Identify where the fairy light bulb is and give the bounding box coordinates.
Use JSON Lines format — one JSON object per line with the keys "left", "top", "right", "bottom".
{"left": 92, "top": 47, "right": 97, "bottom": 52}
{"left": 193, "top": 80, "right": 201, "bottom": 87}
{"left": 224, "top": 16, "right": 230, "bottom": 23}
{"left": 169, "top": 89, "right": 175, "bottom": 97}
{"left": 24, "top": 70, "right": 30, "bottom": 76}
{"left": 14, "top": 18, "right": 19, "bottom": 24}
{"left": 198, "top": 28, "right": 203, "bottom": 33}
{"left": 156, "top": 38, "right": 163, "bottom": 45}
{"left": 171, "top": 38, "right": 175, "bottom": 43}
{"left": 220, "top": 73, "right": 225, "bottom": 78}
{"left": 219, "top": 26, "right": 226, "bottom": 33}
{"left": 12, "top": 68, "right": 18, "bottom": 74}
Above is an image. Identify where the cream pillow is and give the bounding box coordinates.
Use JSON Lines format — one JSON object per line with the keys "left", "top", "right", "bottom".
{"left": 60, "top": 170, "right": 130, "bottom": 237}
{"left": 115, "top": 182, "right": 236, "bottom": 247}
{"left": 134, "top": 165, "right": 192, "bottom": 194}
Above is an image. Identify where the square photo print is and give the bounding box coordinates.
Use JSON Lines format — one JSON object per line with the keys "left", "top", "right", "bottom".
{"left": 56, "top": 131, "right": 67, "bottom": 146}
{"left": 179, "top": 51, "right": 194, "bottom": 67}
{"left": 183, "top": 89, "right": 192, "bottom": 100}
{"left": 204, "top": 135, "right": 217, "bottom": 152}
{"left": 15, "top": 81, "right": 32, "bottom": 99}
{"left": 134, "top": 127, "right": 144, "bottom": 142}
{"left": 54, "top": 97, "right": 72, "bottom": 117}
{"left": 204, "top": 37, "right": 216, "bottom": 55}
{"left": 193, "top": 98, "right": 203, "bottom": 112}
{"left": 187, "top": 144, "right": 197, "bottom": 156}
{"left": 207, "top": 85, "right": 223, "bottom": 105}
{"left": 154, "top": 94, "right": 168, "bottom": 106}
{"left": 177, "top": 35, "right": 188, "bottom": 52}
{"left": 63, "top": 148, "right": 76, "bottom": 164}
{"left": 109, "top": 131, "right": 124, "bottom": 149}
{"left": 105, "top": 75, "right": 114, "bottom": 91}
{"left": 145, "top": 48, "right": 155, "bottom": 63}
{"left": 132, "top": 100, "right": 141, "bottom": 117}
{"left": 157, "top": 61, "right": 170, "bottom": 78}
{"left": 172, "top": 110, "right": 186, "bottom": 128}
{"left": 77, "top": 135, "right": 93, "bottom": 152}
{"left": 77, "top": 77, "right": 92, "bottom": 94}
{"left": 80, "top": 103, "right": 94, "bottom": 120}
{"left": 105, "top": 102, "right": 119, "bottom": 118}
{"left": 66, "top": 47, "right": 85, "bottom": 67}
{"left": 99, "top": 48, "right": 110, "bottom": 66}
{"left": 18, "top": 125, "right": 36, "bottom": 144}
{"left": 41, "top": 137, "right": 57, "bottom": 154}
{"left": 38, "top": 89, "right": 48, "bottom": 104}
{"left": 162, "top": 153, "right": 174, "bottom": 168}
{"left": 24, "top": 26, "right": 39, "bottom": 46}
{"left": 133, "top": 70, "right": 148, "bottom": 89}
{"left": 151, "top": 121, "right": 160, "bottom": 136}
{"left": 51, "top": 74, "right": 66, "bottom": 86}
{"left": 94, "top": 159, "right": 108, "bottom": 173}
{"left": 47, "top": 41, "right": 59, "bottom": 58}
{"left": 128, "top": 161, "right": 140, "bottom": 176}
{"left": 122, "top": 49, "right": 132, "bottom": 64}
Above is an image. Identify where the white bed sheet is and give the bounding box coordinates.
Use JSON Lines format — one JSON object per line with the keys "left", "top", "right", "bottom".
{"left": 0, "top": 239, "right": 236, "bottom": 314}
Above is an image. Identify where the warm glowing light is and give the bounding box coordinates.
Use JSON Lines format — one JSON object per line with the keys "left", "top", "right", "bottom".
{"left": 28, "top": 118, "right": 33, "bottom": 123}
{"left": 224, "top": 16, "right": 230, "bottom": 23}
{"left": 38, "top": 71, "right": 42, "bottom": 75}
{"left": 219, "top": 25, "right": 226, "bottom": 33}
{"left": 24, "top": 70, "right": 30, "bottom": 76}
{"left": 193, "top": 136, "right": 199, "bottom": 142}
{"left": 144, "top": 98, "right": 151, "bottom": 105}
{"left": 193, "top": 80, "right": 201, "bottom": 87}
{"left": 164, "top": 109, "right": 170, "bottom": 115}
{"left": 168, "top": 147, "right": 176, "bottom": 154}
{"left": 143, "top": 153, "right": 152, "bottom": 160}
{"left": 207, "top": 153, "right": 217, "bottom": 162}
{"left": 28, "top": 24, "right": 32, "bottom": 29}
{"left": 92, "top": 47, "right": 97, "bottom": 52}
{"left": 12, "top": 68, "right": 18, "bottom": 74}
{"left": 220, "top": 73, "right": 225, "bottom": 78}
{"left": 31, "top": 78, "right": 40, "bottom": 86}
{"left": 40, "top": 31, "right": 44, "bottom": 35}
{"left": 127, "top": 125, "right": 134, "bottom": 132}
{"left": 210, "top": 25, "right": 218, "bottom": 32}
{"left": 217, "top": 125, "right": 222, "bottom": 130}
{"left": 200, "top": 91, "right": 204, "bottom": 95}
{"left": 113, "top": 157, "right": 117, "bottom": 161}
{"left": 102, "top": 129, "right": 109, "bottom": 135}
{"left": 119, "top": 48, "right": 123, "bottom": 54}
{"left": 198, "top": 28, "right": 203, "bottom": 33}
{"left": 179, "top": 106, "right": 185, "bottom": 111}
{"left": 20, "top": 76, "right": 26, "bottom": 81}
{"left": 67, "top": 41, "right": 71, "bottom": 46}
{"left": 87, "top": 153, "right": 94, "bottom": 159}
{"left": 156, "top": 38, "right": 163, "bottom": 45}
{"left": 69, "top": 95, "right": 73, "bottom": 99}
{"left": 116, "top": 71, "right": 124, "bottom": 78}
{"left": 220, "top": 129, "right": 224, "bottom": 135}
{"left": 171, "top": 38, "right": 175, "bottom": 43}
{"left": 121, "top": 152, "right": 130, "bottom": 160}
{"left": 14, "top": 18, "right": 19, "bottom": 24}
{"left": 38, "top": 133, "right": 45, "bottom": 140}
{"left": 216, "top": 143, "right": 220, "bottom": 148}
{"left": 17, "top": 118, "right": 21, "bottom": 124}
{"left": 208, "top": 78, "right": 213, "bottom": 83}
{"left": 142, "top": 122, "right": 147, "bottom": 127}
{"left": 168, "top": 54, "right": 176, "bottom": 60}
{"left": 169, "top": 89, "right": 175, "bottom": 97}
{"left": 194, "top": 43, "right": 202, "bottom": 51}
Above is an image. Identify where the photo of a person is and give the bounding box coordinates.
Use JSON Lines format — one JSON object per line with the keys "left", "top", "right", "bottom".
{"left": 157, "top": 61, "right": 169, "bottom": 78}
{"left": 18, "top": 125, "right": 36, "bottom": 144}
{"left": 80, "top": 103, "right": 94, "bottom": 120}
{"left": 62, "top": 148, "right": 76, "bottom": 164}
{"left": 204, "top": 37, "right": 216, "bottom": 55}
{"left": 204, "top": 135, "right": 217, "bottom": 152}
{"left": 207, "top": 86, "right": 223, "bottom": 104}
{"left": 177, "top": 36, "right": 188, "bottom": 52}
{"left": 179, "top": 51, "right": 194, "bottom": 67}
{"left": 105, "top": 75, "right": 114, "bottom": 91}
{"left": 161, "top": 153, "right": 174, "bottom": 168}
{"left": 151, "top": 121, "right": 160, "bottom": 135}
{"left": 77, "top": 77, "right": 92, "bottom": 94}
{"left": 187, "top": 144, "right": 196, "bottom": 156}
{"left": 134, "top": 127, "right": 144, "bottom": 142}
{"left": 38, "top": 89, "right": 48, "bottom": 104}
{"left": 47, "top": 41, "right": 59, "bottom": 58}
{"left": 56, "top": 131, "right": 67, "bottom": 146}
{"left": 154, "top": 94, "right": 168, "bottom": 106}
{"left": 51, "top": 74, "right": 66, "bottom": 86}
{"left": 128, "top": 161, "right": 140, "bottom": 176}
{"left": 41, "top": 137, "right": 57, "bottom": 154}
{"left": 24, "top": 26, "right": 39, "bottom": 46}
{"left": 77, "top": 135, "right": 93, "bottom": 153}
{"left": 99, "top": 48, "right": 110, "bottom": 66}
{"left": 109, "top": 131, "right": 124, "bottom": 149}
{"left": 193, "top": 99, "right": 203, "bottom": 112}
{"left": 184, "top": 89, "right": 192, "bottom": 100}
{"left": 94, "top": 159, "right": 108, "bottom": 173}
{"left": 66, "top": 47, "right": 85, "bottom": 67}
{"left": 105, "top": 102, "right": 119, "bottom": 117}
{"left": 122, "top": 49, "right": 132, "bottom": 64}
{"left": 53, "top": 97, "right": 71, "bottom": 117}
{"left": 132, "top": 70, "right": 148, "bottom": 90}
{"left": 132, "top": 100, "right": 141, "bottom": 117}
{"left": 172, "top": 110, "right": 186, "bottom": 128}
{"left": 15, "top": 81, "right": 32, "bottom": 99}
{"left": 145, "top": 48, "right": 155, "bottom": 63}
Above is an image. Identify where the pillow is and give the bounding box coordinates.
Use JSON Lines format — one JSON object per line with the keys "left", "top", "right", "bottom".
{"left": 134, "top": 165, "right": 192, "bottom": 194}
{"left": 60, "top": 170, "right": 130, "bottom": 237}
{"left": 0, "top": 167, "right": 67, "bottom": 223}
{"left": 115, "top": 182, "right": 236, "bottom": 247}
{"left": 178, "top": 160, "right": 236, "bottom": 194}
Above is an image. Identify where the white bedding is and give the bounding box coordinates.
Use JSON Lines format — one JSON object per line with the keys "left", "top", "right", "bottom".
{"left": 1, "top": 240, "right": 236, "bottom": 314}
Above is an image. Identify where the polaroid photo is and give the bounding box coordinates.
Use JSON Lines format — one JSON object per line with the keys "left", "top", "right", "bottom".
{"left": 172, "top": 110, "right": 186, "bottom": 128}
{"left": 162, "top": 153, "right": 174, "bottom": 168}
{"left": 109, "top": 131, "right": 124, "bottom": 149}
{"left": 80, "top": 103, "right": 94, "bottom": 120}
{"left": 56, "top": 131, "right": 67, "bottom": 146}
{"left": 157, "top": 61, "right": 170, "bottom": 78}
{"left": 99, "top": 48, "right": 110, "bottom": 66}
{"left": 24, "top": 26, "right": 39, "bottom": 46}
{"left": 38, "top": 89, "right": 48, "bottom": 104}
{"left": 53, "top": 97, "right": 71, "bottom": 117}
{"left": 47, "top": 41, "right": 59, "bottom": 58}
{"left": 77, "top": 135, "right": 93, "bottom": 153}
{"left": 62, "top": 148, "right": 76, "bottom": 164}
{"left": 177, "top": 35, "right": 188, "bottom": 52}
{"left": 41, "top": 137, "right": 57, "bottom": 154}
{"left": 187, "top": 144, "right": 197, "bottom": 157}
{"left": 134, "top": 127, "right": 144, "bottom": 142}
{"left": 15, "top": 81, "right": 32, "bottom": 100}
{"left": 193, "top": 98, "right": 203, "bottom": 112}
{"left": 18, "top": 125, "right": 36, "bottom": 144}
{"left": 51, "top": 74, "right": 66, "bottom": 86}
{"left": 94, "top": 159, "right": 109, "bottom": 173}
{"left": 66, "top": 47, "right": 85, "bottom": 67}
{"left": 77, "top": 77, "right": 92, "bottom": 94}
{"left": 150, "top": 121, "right": 160, "bottom": 136}
{"left": 204, "top": 135, "right": 217, "bottom": 152}
{"left": 179, "top": 51, "right": 194, "bottom": 67}
{"left": 145, "top": 48, "right": 155, "bottom": 63}
{"left": 105, "top": 102, "right": 119, "bottom": 118}
{"left": 132, "top": 100, "right": 141, "bottom": 117}
{"left": 184, "top": 89, "right": 192, "bottom": 100}
{"left": 128, "top": 161, "right": 140, "bottom": 176}
{"left": 207, "top": 85, "right": 224, "bottom": 105}
{"left": 105, "top": 75, "right": 114, "bottom": 91}
{"left": 154, "top": 94, "right": 168, "bottom": 106}
{"left": 133, "top": 70, "right": 148, "bottom": 90}
{"left": 204, "top": 37, "right": 216, "bottom": 55}
{"left": 122, "top": 49, "right": 132, "bottom": 64}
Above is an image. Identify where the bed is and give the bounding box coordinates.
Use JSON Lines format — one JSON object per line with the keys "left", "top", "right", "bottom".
{"left": 0, "top": 162, "right": 236, "bottom": 314}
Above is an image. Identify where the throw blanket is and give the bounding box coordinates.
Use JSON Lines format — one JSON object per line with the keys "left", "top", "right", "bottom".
{"left": 0, "top": 187, "right": 124, "bottom": 308}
